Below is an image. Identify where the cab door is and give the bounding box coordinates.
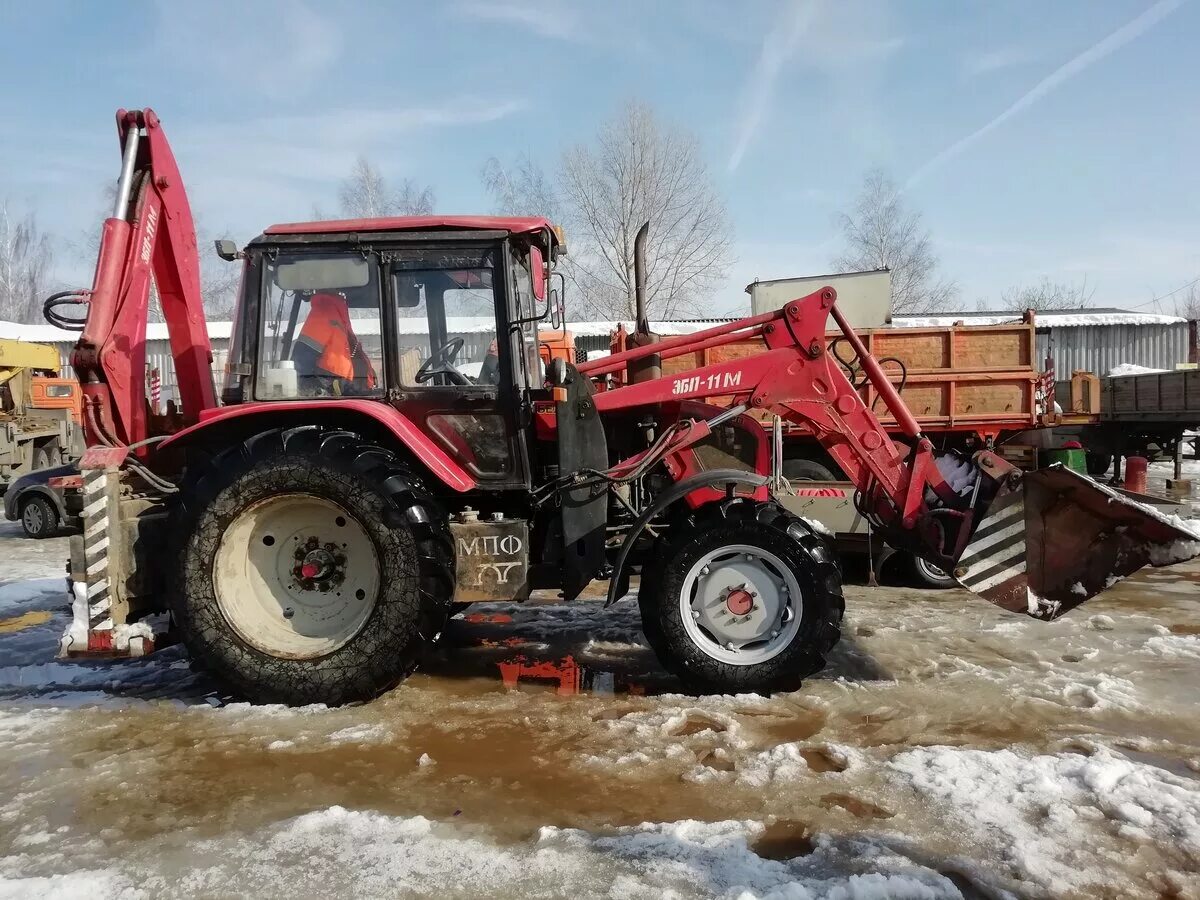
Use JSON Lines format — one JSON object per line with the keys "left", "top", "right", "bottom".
{"left": 385, "top": 244, "right": 529, "bottom": 489}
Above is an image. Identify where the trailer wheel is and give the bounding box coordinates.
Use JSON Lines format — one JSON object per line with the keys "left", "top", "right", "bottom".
{"left": 20, "top": 495, "right": 59, "bottom": 539}
{"left": 1085, "top": 452, "right": 1112, "bottom": 477}
{"left": 639, "top": 499, "right": 843, "bottom": 694}
{"left": 173, "top": 427, "right": 454, "bottom": 706}
{"left": 782, "top": 458, "right": 837, "bottom": 482}
{"left": 908, "top": 554, "right": 956, "bottom": 589}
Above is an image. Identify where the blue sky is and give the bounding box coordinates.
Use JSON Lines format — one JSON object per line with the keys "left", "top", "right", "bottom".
{"left": 2, "top": 0, "right": 1197, "bottom": 315}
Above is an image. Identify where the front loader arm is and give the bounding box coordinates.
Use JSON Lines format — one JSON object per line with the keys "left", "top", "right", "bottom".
{"left": 581, "top": 287, "right": 1200, "bottom": 618}
{"left": 583, "top": 288, "right": 960, "bottom": 536}
{"left": 46, "top": 108, "right": 214, "bottom": 448}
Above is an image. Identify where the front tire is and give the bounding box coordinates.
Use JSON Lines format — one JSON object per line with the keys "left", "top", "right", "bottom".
{"left": 174, "top": 427, "right": 454, "bottom": 706}
{"left": 639, "top": 499, "right": 844, "bottom": 694}
{"left": 20, "top": 495, "right": 58, "bottom": 539}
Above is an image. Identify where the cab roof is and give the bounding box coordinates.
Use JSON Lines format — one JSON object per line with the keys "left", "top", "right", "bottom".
{"left": 264, "top": 215, "right": 558, "bottom": 244}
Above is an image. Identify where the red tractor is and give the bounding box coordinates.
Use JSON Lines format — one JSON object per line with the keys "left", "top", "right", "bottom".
{"left": 45, "top": 109, "right": 1199, "bottom": 706}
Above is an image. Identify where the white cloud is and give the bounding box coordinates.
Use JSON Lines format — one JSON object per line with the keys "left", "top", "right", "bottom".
{"left": 728, "top": 0, "right": 903, "bottom": 172}
{"left": 151, "top": 0, "right": 345, "bottom": 100}
{"left": 170, "top": 99, "right": 529, "bottom": 222}
{"left": 728, "top": 2, "right": 820, "bottom": 173}
{"left": 907, "top": 0, "right": 1186, "bottom": 189}
{"left": 450, "top": 0, "right": 582, "bottom": 41}
{"left": 964, "top": 44, "right": 1039, "bottom": 77}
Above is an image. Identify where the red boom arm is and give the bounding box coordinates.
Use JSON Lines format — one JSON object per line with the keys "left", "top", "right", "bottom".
{"left": 70, "top": 108, "right": 215, "bottom": 448}
{"left": 580, "top": 287, "right": 956, "bottom": 531}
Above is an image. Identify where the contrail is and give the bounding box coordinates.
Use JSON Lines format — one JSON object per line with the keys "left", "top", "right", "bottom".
{"left": 728, "top": 0, "right": 817, "bottom": 173}
{"left": 905, "top": 0, "right": 1186, "bottom": 189}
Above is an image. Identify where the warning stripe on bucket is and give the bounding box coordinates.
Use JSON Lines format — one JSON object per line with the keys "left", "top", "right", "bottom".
{"left": 956, "top": 498, "right": 1027, "bottom": 595}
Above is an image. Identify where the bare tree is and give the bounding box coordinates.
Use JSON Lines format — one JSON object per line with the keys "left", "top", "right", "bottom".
{"left": 339, "top": 156, "right": 434, "bottom": 218}
{"left": 997, "top": 276, "right": 1095, "bottom": 312}
{"left": 481, "top": 155, "right": 559, "bottom": 218}
{"left": 1174, "top": 283, "right": 1200, "bottom": 320}
{"left": 0, "top": 201, "right": 53, "bottom": 324}
{"left": 558, "top": 101, "right": 733, "bottom": 320}
{"left": 832, "top": 170, "right": 958, "bottom": 314}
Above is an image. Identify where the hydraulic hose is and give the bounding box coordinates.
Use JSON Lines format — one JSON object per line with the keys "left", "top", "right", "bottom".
{"left": 42, "top": 290, "right": 90, "bottom": 331}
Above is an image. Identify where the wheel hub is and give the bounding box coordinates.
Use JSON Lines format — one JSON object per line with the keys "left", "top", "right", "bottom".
{"left": 725, "top": 586, "right": 754, "bottom": 616}
{"left": 213, "top": 494, "right": 380, "bottom": 659}
{"left": 680, "top": 545, "right": 804, "bottom": 665}
{"left": 293, "top": 542, "right": 346, "bottom": 590}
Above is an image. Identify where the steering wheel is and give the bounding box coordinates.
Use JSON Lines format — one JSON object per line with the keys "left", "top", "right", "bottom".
{"left": 415, "top": 336, "right": 469, "bottom": 385}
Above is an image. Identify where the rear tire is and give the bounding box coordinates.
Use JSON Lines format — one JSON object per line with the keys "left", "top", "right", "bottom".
{"left": 20, "top": 495, "right": 58, "bottom": 539}
{"left": 1085, "top": 452, "right": 1112, "bottom": 477}
{"left": 173, "top": 427, "right": 454, "bottom": 706}
{"left": 31, "top": 446, "right": 53, "bottom": 471}
{"left": 639, "top": 499, "right": 844, "bottom": 694}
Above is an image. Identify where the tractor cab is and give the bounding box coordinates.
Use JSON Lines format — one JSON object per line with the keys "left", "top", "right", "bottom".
{"left": 221, "top": 217, "right": 565, "bottom": 488}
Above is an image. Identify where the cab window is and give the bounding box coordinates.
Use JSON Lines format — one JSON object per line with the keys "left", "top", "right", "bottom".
{"left": 256, "top": 253, "right": 383, "bottom": 400}
{"left": 391, "top": 249, "right": 499, "bottom": 388}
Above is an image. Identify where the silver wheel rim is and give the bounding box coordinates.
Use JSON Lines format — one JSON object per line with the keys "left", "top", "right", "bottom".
{"left": 679, "top": 543, "right": 803, "bottom": 665}
{"left": 214, "top": 493, "right": 380, "bottom": 659}
{"left": 915, "top": 557, "right": 950, "bottom": 582}
{"left": 23, "top": 503, "right": 44, "bottom": 533}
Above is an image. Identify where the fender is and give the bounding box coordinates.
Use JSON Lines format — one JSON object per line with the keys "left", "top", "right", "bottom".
{"left": 159, "top": 399, "right": 477, "bottom": 492}
{"left": 604, "top": 468, "right": 769, "bottom": 608}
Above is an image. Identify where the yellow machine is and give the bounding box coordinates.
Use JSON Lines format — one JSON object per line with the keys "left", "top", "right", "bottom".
{"left": 0, "top": 338, "right": 82, "bottom": 488}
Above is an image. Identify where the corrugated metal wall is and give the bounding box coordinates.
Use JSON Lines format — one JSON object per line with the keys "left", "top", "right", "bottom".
{"left": 1037, "top": 323, "right": 1190, "bottom": 377}
{"left": 38, "top": 319, "right": 1195, "bottom": 399}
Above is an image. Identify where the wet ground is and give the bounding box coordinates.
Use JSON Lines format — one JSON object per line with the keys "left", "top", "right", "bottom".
{"left": 0, "top": 519, "right": 1197, "bottom": 898}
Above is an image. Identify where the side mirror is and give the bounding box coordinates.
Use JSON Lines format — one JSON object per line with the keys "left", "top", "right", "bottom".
{"left": 530, "top": 245, "right": 547, "bottom": 301}
{"left": 551, "top": 271, "right": 566, "bottom": 330}
{"left": 214, "top": 239, "right": 241, "bottom": 261}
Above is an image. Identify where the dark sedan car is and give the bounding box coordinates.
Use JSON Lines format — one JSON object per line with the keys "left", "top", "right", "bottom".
{"left": 2, "top": 462, "right": 81, "bottom": 538}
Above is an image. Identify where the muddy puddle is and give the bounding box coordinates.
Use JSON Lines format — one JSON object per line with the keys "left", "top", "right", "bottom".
{"left": 0, "top": 521, "right": 1197, "bottom": 897}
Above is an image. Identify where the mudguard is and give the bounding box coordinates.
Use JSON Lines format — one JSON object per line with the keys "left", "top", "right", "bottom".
{"left": 158, "top": 399, "right": 477, "bottom": 492}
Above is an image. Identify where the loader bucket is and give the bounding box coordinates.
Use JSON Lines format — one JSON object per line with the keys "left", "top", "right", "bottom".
{"left": 954, "top": 464, "right": 1200, "bottom": 620}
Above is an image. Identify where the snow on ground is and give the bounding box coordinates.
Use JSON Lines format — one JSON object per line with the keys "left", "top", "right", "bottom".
{"left": 890, "top": 745, "right": 1200, "bottom": 897}
{"left": 0, "top": 523, "right": 1198, "bottom": 897}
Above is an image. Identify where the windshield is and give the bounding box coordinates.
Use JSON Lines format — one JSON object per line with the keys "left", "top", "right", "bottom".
{"left": 256, "top": 252, "right": 383, "bottom": 400}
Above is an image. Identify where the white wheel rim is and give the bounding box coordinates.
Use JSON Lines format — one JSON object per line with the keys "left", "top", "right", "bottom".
{"left": 916, "top": 558, "right": 949, "bottom": 581}
{"left": 23, "top": 504, "right": 43, "bottom": 532}
{"left": 214, "top": 493, "right": 380, "bottom": 659}
{"left": 679, "top": 543, "right": 803, "bottom": 665}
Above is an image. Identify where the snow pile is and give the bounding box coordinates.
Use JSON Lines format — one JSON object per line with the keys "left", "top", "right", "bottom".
{"left": 6, "top": 808, "right": 964, "bottom": 899}
{"left": 1108, "top": 363, "right": 1168, "bottom": 377}
{"left": 889, "top": 745, "right": 1200, "bottom": 895}
{"left": 1140, "top": 634, "right": 1200, "bottom": 661}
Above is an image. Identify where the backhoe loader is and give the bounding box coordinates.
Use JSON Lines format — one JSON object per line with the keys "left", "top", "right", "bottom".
{"left": 44, "top": 109, "right": 1200, "bottom": 705}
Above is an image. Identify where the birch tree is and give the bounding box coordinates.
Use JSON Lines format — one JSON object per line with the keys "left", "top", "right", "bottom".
{"left": 558, "top": 101, "right": 732, "bottom": 320}
{"left": 339, "top": 156, "right": 434, "bottom": 218}
{"left": 832, "top": 170, "right": 958, "bottom": 314}
{"left": 0, "top": 201, "right": 53, "bottom": 324}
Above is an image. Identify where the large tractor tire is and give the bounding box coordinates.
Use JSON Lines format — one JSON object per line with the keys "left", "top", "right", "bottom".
{"left": 173, "top": 427, "right": 454, "bottom": 706}
{"left": 639, "top": 498, "right": 844, "bottom": 694}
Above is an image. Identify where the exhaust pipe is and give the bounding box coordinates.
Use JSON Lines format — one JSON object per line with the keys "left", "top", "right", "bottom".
{"left": 627, "top": 221, "right": 661, "bottom": 384}
{"left": 634, "top": 220, "right": 650, "bottom": 335}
